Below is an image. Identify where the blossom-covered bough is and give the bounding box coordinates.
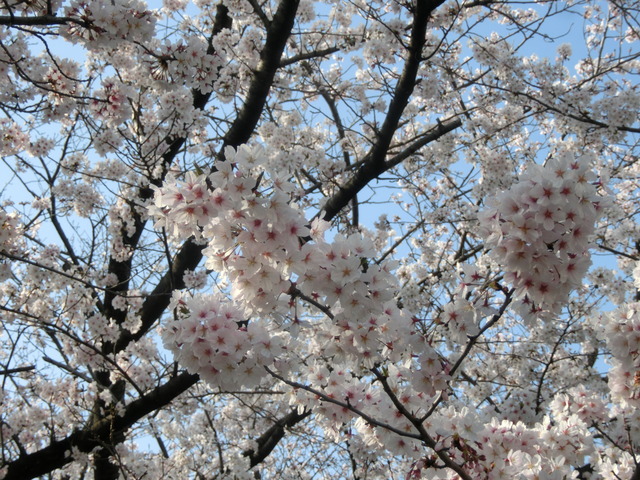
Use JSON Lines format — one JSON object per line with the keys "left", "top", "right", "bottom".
{"left": 0, "top": 0, "right": 639, "bottom": 478}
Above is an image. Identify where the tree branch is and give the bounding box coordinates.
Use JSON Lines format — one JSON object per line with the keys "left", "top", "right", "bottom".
{"left": 243, "top": 408, "right": 312, "bottom": 467}
{"left": 280, "top": 46, "right": 340, "bottom": 67}
{"left": 320, "top": 0, "right": 453, "bottom": 222}
{"left": 221, "top": 0, "right": 300, "bottom": 150}
{"left": 384, "top": 118, "right": 463, "bottom": 169}
{"left": 0, "top": 366, "right": 35, "bottom": 376}
{"left": 0, "top": 14, "right": 81, "bottom": 26}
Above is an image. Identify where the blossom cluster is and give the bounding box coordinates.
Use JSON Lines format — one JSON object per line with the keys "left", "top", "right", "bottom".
{"left": 89, "top": 78, "right": 133, "bottom": 126}
{"left": 549, "top": 385, "right": 608, "bottom": 425}
{"left": 0, "top": 120, "right": 29, "bottom": 156}
{"left": 163, "top": 292, "right": 286, "bottom": 390}
{"left": 64, "top": 0, "right": 156, "bottom": 45}
{"left": 0, "top": 208, "right": 24, "bottom": 281}
{"left": 389, "top": 403, "right": 598, "bottom": 479}
{"left": 439, "top": 297, "right": 480, "bottom": 344}
{"left": 478, "top": 151, "right": 606, "bottom": 313}
{"left": 604, "top": 302, "right": 640, "bottom": 408}
{"left": 479, "top": 415, "right": 594, "bottom": 478}
{"left": 150, "top": 38, "right": 223, "bottom": 94}
{"left": 2, "top": 0, "right": 640, "bottom": 477}
{"left": 0, "top": 209, "right": 23, "bottom": 254}
{"left": 151, "top": 146, "right": 420, "bottom": 392}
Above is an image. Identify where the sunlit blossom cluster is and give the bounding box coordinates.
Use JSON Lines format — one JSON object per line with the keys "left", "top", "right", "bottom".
{"left": 0, "top": 120, "right": 29, "bottom": 156}
{"left": 89, "top": 79, "right": 133, "bottom": 126}
{"left": 392, "top": 405, "right": 597, "bottom": 479}
{"left": 0, "top": 209, "right": 23, "bottom": 255}
{"left": 549, "top": 385, "right": 608, "bottom": 425}
{"left": 163, "top": 292, "right": 286, "bottom": 389}
{"left": 151, "top": 146, "right": 419, "bottom": 382}
{"left": 478, "top": 151, "right": 607, "bottom": 313}
{"left": 605, "top": 302, "right": 640, "bottom": 408}
{"left": 439, "top": 297, "right": 479, "bottom": 344}
{"left": 479, "top": 415, "right": 594, "bottom": 478}
{"left": 64, "top": 0, "right": 156, "bottom": 45}
{"left": 151, "top": 38, "right": 223, "bottom": 93}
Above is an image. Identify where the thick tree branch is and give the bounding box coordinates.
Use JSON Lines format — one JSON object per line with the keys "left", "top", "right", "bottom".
{"left": 221, "top": 0, "right": 300, "bottom": 149}
{"left": 86, "top": 7, "right": 232, "bottom": 477}
{"left": 0, "top": 366, "right": 35, "bottom": 375}
{"left": 280, "top": 46, "right": 340, "bottom": 67}
{"left": 0, "top": 14, "right": 81, "bottom": 26}
{"left": 114, "top": 237, "right": 204, "bottom": 351}
{"left": 243, "top": 408, "right": 312, "bottom": 467}
{"left": 105, "top": 3, "right": 229, "bottom": 354}
{"left": 303, "top": 60, "right": 360, "bottom": 226}
{"left": 320, "top": 0, "right": 452, "bottom": 222}
{"left": 384, "top": 118, "right": 463, "bottom": 169}
{"left": 369, "top": 0, "right": 447, "bottom": 163}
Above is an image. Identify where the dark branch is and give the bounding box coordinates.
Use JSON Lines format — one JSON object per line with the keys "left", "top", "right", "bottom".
{"left": 384, "top": 118, "right": 463, "bottom": 169}
{"left": 109, "top": 3, "right": 231, "bottom": 354}
{"left": 320, "top": 0, "right": 452, "bottom": 222}
{"left": 0, "top": 14, "right": 80, "bottom": 26}
{"left": 244, "top": 408, "right": 312, "bottom": 467}
{"left": 280, "top": 46, "right": 340, "bottom": 67}
{"left": 0, "top": 366, "right": 35, "bottom": 375}
{"left": 114, "top": 237, "right": 205, "bottom": 351}
{"left": 221, "top": 0, "right": 300, "bottom": 149}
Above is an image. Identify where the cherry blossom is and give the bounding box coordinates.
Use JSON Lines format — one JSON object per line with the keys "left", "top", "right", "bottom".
{"left": 0, "top": 0, "right": 639, "bottom": 479}
{"left": 478, "top": 151, "right": 608, "bottom": 315}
